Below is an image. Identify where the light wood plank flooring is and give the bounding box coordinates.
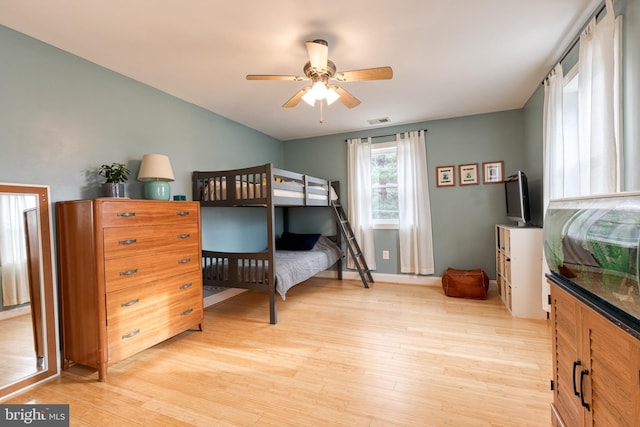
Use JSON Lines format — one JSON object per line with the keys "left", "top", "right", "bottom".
{"left": 0, "top": 312, "right": 40, "bottom": 385}
{"left": 4, "top": 278, "right": 552, "bottom": 426}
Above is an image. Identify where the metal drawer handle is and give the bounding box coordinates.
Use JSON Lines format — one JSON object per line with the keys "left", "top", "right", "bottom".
{"left": 119, "top": 268, "right": 138, "bottom": 276}
{"left": 180, "top": 283, "right": 193, "bottom": 290}
{"left": 176, "top": 211, "right": 190, "bottom": 216}
{"left": 180, "top": 308, "right": 193, "bottom": 316}
{"left": 118, "top": 239, "right": 137, "bottom": 245}
{"left": 117, "top": 212, "right": 136, "bottom": 217}
{"left": 121, "top": 329, "right": 140, "bottom": 340}
{"left": 178, "top": 258, "right": 191, "bottom": 264}
{"left": 177, "top": 233, "right": 191, "bottom": 239}
{"left": 120, "top": 298, "right": 140, "bottom": 307}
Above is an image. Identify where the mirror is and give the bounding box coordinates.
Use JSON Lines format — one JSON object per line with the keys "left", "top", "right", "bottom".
{"left": 0, "top": 184, "right": 58, "bottom": 398}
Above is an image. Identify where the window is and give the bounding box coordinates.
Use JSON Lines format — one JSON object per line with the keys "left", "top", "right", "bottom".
{"left": 347, "top": 130, "right": 433, "bottom": 274}
{"left": 562, "top": 65, "right": 580, "bottom": 197}
{"left": 371, "top": 141, "right": 398, "bottom": 228}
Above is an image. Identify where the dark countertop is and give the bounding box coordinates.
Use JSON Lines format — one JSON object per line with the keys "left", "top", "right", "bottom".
{"left": 548, "top": 272, "right": 640, "bottom": 341}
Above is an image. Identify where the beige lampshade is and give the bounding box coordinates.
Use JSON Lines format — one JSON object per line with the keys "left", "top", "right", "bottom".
{"left": 137, "top": 154, "right": 175, "bottom": 182}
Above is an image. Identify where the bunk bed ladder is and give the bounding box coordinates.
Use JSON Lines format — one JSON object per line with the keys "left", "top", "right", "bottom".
{"left": 330, "top": 201, "right": 374, "bottom": 288}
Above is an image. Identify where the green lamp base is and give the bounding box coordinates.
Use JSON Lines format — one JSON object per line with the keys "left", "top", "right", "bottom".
{"left": 143, "top": 181, "right": 171, "bottom": 200}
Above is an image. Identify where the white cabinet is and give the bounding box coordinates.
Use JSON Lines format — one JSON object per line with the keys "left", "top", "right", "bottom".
{"left": 495, "top": 224, "right": 546, "bottom": 319}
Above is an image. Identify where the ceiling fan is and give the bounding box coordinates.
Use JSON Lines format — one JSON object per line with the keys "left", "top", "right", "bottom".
{"left": 246, "top": 39, "right": 393, "bottom": 111}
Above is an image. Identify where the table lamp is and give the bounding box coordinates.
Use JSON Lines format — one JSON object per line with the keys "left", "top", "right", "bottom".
{"left": 137, "top": 154, "right": 175, "bottom": 200}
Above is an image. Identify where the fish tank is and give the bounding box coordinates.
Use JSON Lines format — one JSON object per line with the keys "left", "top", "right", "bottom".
{"left": 544, "top": 192, "right": 640, "bottom": 336}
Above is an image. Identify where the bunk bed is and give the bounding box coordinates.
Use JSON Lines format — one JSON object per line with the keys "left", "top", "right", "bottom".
{"left": 192, "top": 163, "right": 349, "bottom": 324}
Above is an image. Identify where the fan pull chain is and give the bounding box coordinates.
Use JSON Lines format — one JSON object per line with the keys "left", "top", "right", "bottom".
{"left": 319, "top": 99, "right": 324, "bottom": 123}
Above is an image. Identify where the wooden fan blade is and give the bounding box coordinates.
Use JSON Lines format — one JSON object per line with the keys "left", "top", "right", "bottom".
{"left": 334, "top": 66, "right": 393, "bottom": 82}
{"left": 330, "top": 85, "right": 361, "bottom": 109}
{"left": 305, "top": 40, "right": 328, "bottom": 70}
{"left": 246, "top": 74, "right": 306, "bottom": 81}
{"left": 283, "top": 86, "right": 311, "bottom": 108}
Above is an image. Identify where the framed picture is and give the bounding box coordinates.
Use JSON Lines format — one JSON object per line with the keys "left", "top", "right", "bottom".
{"left": 482, "top": 161, "right": 504, "bottom": 184}
{"left": 436, "top": 165, "right": 455, "bottom": 187}
{"left": 458, "top": 163, "right": 479, "bottom": 186}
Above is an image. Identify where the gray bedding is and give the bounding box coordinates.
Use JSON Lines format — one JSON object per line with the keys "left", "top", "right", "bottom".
{"left": 275, "top": 236, "right": 341, "bottom": 300}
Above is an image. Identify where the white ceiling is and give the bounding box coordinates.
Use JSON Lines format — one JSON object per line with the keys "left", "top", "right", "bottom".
{"left": 0, "top": 0, "right": 600, "bottom": 141}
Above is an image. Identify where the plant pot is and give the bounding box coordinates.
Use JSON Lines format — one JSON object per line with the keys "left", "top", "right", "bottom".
{"left": 102, "top": 183, "right": 125, "bottom": 198}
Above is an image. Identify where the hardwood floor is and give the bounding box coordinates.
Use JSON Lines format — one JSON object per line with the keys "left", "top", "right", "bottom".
{"left": 3, "top": 278, "right": 552, "bottom": 426}
{"left": 0, "top": 312, "right": 39, "bottom": 385}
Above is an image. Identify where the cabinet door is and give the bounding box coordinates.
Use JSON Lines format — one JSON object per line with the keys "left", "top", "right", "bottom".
{"left": 550, "top": 284, "right": 584, "bottom": 427}
{"left": 582, "top": 309, "right": 640, "bottom": 427}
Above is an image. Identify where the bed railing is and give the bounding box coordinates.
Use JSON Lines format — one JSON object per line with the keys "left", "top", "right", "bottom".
{"left": 202, "top": 250, "right": 272, "bottom": 290}
{"left": 192, "top": 163, "right": 335, "bottom": 207}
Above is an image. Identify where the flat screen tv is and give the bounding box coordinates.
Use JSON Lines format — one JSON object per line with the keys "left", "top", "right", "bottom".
{"left": 504, "top": 171, "right": 530, "bottom": 227}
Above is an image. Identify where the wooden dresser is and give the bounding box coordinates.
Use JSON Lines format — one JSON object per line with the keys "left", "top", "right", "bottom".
{"left": 56, "top": 198, "right": 203, "bottom": 380}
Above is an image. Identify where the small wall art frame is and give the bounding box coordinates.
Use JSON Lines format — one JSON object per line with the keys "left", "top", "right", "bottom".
{"left": 482, "top": 161, "right": 504, "bottom": 184}
{"left": 436, "top": 165, "right": 455, "bottom": 187}
{"left": 459, "top": 163, "right": 479, "bottom": 186}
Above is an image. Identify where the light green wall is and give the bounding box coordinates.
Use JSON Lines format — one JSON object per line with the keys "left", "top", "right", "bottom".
{"left": 3, "top": 0, "right": 638, "bottom": 277}
{"left": 283, "top": 110, "right": 525, "bottom": 277}
{"left": 0, "top": 25, "right": 283, "bottom": 251}
{"left": 522, "top": 85, "right": 544, "bottom": 226}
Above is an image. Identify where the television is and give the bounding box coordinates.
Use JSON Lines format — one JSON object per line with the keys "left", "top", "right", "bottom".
{"left": 504, "top": 171, "right": 530, "bottom": 227}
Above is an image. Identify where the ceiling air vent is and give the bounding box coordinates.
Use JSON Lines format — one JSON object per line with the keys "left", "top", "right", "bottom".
{"left": 367, "top": 117, "right": 390, "bottom": 125}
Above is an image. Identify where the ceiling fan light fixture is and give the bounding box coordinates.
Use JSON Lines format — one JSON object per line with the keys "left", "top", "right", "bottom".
{"left": 302, "top": 90, "right": 316, "bottom": 106}
{"left": 310, "top": 80, "right": 328, "bottom": 100}
{"left": 247, "top": 39, "right": 392, "bottom": 114}
{"left": 325, "top": 87, "right": 340, "bottom": 105}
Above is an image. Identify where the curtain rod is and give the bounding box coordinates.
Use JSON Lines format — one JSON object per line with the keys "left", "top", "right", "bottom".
{"left": 541, "top": 0, "right": 608, "bottom": 84}
{"left": 344, "top": 129, "right": 427, "bottom": 142}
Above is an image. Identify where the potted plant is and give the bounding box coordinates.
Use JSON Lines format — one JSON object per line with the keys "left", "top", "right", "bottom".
{"left": 99, "top": 162, "right": 130, "bottom": 198}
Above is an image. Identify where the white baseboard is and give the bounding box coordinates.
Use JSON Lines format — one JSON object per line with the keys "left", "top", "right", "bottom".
{"left": 0, "top": 305, "right": 30, "bottom": 320}
{"left": 203, "top": 288, "right": 246, "bottom": 308}
{"left": 315, "top": 270, "right": 443, "bottom": 286}
{"left": 319, "top": 271, "right": 498, "bottom": 291}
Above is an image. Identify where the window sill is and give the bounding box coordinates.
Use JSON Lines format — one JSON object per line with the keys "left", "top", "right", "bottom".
{"left": 373, "top": 223, "right": 399, "bottom": 230}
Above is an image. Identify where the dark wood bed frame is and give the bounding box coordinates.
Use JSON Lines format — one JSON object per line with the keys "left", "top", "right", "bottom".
{"left": 192, "top": 163, "right": 345, "bottom": 324}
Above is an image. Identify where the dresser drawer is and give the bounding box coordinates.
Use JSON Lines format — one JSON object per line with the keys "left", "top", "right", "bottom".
{"left": 105, "top": 248, "right": 200, "bottom": 292}
{"left": 99, "top": 200, "right": 199, "bottom": 228}
{"left": 103, "top": 223, "right": 199, "bottom": 259}
{"left": 106, "top": 271, "right": 202, "bottom": 326}
{"left": 107, "top": 294, "right": 202, "bottom": 363}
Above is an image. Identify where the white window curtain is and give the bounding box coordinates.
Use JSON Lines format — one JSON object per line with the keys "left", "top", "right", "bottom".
{"left": 396, "top": 130, "right": 434, "bottom": 275}
{"left": 541, "top": 0, "right": 621, "bottom": 310}
{"left": 0, "top": 195, "right": 32, "bottom": 306}
{"left": 542, "top": 63, "right": 565, "bottom": 310}
{"left": 577, "top": 0, "right": 621, "bottom": 195}
{"left": 347, "top": 137, "right": 376, "bottom": 270}
{"left": 544, "top": 0, "right": 622, "bottom": 202}
{"left": 543, "top": 63, "right": 565, "bottom": 211}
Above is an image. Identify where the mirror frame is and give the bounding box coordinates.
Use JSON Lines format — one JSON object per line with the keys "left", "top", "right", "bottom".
{"left": 0, "top": 183, "right": 58, "bottom": 399}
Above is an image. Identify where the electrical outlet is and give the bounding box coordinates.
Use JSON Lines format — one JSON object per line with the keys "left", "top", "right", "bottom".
{"left": 382, "top": 250, "right": 389, "bottom": 260}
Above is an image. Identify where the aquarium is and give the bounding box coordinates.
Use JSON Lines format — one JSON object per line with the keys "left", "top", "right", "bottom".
{"left": 544, "top": 192, "right": 640, "bottom": 329}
